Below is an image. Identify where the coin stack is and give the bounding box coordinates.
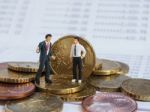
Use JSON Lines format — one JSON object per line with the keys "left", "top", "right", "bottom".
{"left": 87, "top": 58, "right": 131, "bottom": 92}
{"left": 0, "top": 62, "right": 36, "bottom": 100}
{"left": 0, "top": 62, "right": 63, "bottom": 112}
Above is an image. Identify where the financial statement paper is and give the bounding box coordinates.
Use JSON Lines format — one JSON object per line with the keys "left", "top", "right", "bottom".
{"left": 0, "top": 0, "right": 150, "bottom": 111}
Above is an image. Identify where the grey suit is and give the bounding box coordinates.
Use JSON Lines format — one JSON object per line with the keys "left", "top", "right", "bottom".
{"left": 35, "top": 41, "right": 52, "bottom": 83}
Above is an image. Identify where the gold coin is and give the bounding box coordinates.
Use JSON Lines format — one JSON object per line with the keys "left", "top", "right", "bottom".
{"left": 93, "top": 59, "right": 121, "bottom": 75}
{"left": 8, "top": 62, "right": 39, "bottom": 73}
{"left": 35, "top": 77, "right": 85, "bottom": 94}
{"left": 94, "top": 58, "right": 103, "bottom": 70}
{"left": 58, "top": 86, "right": 96, "bottom": 102}
{"left": 5, "top": 92, "right": 63, "bottom": 112}
{"left": 115, "top": 61, "right": 129, "bottom": 75}
{"left": 51, "top": 35, "right": 96, "bottom": 79}
{"left": 0, "top": 63, "right": 35, "bottom": 83}
{"left": 121, "top": 78, "right": 150, "bottom": 101}
{"left": 51, "top": 74, "right": 72, "bottom": 80}
{"left": 88, "top": 75, "right": 130, "bottom": 92}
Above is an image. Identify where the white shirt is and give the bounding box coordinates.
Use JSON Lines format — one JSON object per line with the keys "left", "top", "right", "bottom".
{"left": 70, "top": 43, "right": 86, "bottom": 58}
{"left": 45, "top": 41, "right": 50, "bottom": 55}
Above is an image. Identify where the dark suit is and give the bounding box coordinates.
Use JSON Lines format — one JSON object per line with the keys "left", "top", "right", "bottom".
{"left": 35, "top": 41, "right": 52, "bottom": 83}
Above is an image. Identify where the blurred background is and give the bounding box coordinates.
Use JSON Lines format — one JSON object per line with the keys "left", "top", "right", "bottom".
{"left": 0, "top": 0, "right": 150, "bottom": 79}
{"left": 0, "top": 0, "right": 150, "bottom": 111}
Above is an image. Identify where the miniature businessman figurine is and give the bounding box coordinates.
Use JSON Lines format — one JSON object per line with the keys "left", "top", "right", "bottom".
{"left": 35, "top": 34, "right": 55, "bottom": 84}
{"left": 70, "top": 37, "right": 86, "bottom": 83}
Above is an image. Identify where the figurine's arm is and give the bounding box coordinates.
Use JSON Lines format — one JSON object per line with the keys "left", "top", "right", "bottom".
{"left": 36, "top": 43, "right": 42, "bottom": 53}
{"left": 81, "top": 45, "right": 86, "bottom": 59}
{"left": 70, "top": 45, "right": 73, "bottom": 58}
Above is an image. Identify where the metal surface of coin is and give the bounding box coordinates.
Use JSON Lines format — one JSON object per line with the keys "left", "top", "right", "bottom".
{"left": 88, "top": 75, "right": 130, "bottom": 92}
{"left": 94, "top": 58, "right": 103, "bottom": 70}
{"left": 0, "top": 82, "right": 35, "bottom": 100}
{"left": 36, "top": 77, "right": 85, "bottom": 94}
{"left": 5, "top": 92, "right": 63, "bottom": 112}
{"left": 93, "top": 59, "right": 121, "bottom": 75}
{"left": 115, "top": 61, "right": 129, "bottom": 75}
{"left": 51, "top": 35, "right": 96, "bottom": 79}
{"left": 121, "top": 78, "right": 150, "bottom": 101}
{"left": 59, "top": 86, "right": 96, "bottom": 102}
{"left": 51, "top": 74, "right": 72, "bottom": 80}
{"left": 82, "top": 92, "right": 137, "bottom": 112}
{"left": 8, "top": 62, "right": 39, "bottom": 73}
{"left": 0, "top": 63, "right": 35, "bottom": 83}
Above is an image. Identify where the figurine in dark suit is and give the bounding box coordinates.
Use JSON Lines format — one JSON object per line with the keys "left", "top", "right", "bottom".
{"left": 35, "top": 34, "right": 55, "bottom": 84}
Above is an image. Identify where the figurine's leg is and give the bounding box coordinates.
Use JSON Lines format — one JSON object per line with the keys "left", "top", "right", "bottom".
{"left": 45, "top": 57, "right": 51, "bottom": 83}
{"left": 35, "top": 60, "right": 45, "bottom": 84}
{"left": 73, "top": 57, "right": 77, "bottom": 80}
{"left": 78, "top": 57, "right": 83, "bottom": 80}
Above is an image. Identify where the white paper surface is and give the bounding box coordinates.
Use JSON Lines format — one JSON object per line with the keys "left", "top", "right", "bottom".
{"left": 0, "top": 0, "right": 150, "bottom": 111}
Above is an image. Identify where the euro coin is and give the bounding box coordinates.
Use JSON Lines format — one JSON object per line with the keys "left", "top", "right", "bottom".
{"left": 51, "top": 35, "right": 96, "bottom": 79}
{"left": 121, "top": 78, "right": 150, "bottom": 101}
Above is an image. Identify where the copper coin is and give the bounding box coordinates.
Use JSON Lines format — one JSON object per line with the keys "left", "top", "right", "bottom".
{"left": 0, "top": 63, "right": 35, "bottom": 83}
{"left": 59, "top": 86, "right": 96, "bottom": 102}
{"left": 93, "top": 59, "right": 121, "bottom": 75}
{"left": 35, "top": 77, "right": 85, "bottom": 94}
{"left": 82, "top": 92, "right": 137, "bottom": 112}
{"left": 87, "top": 75, "right": 130, "bottom": 92}
{"left": 5, "top": 92, "right": 63, "bottom": 112}
{"left": 0, "top": 82, "right": 35, "bottom": 100}
{"left": 51, "top": 35, "right": 96, "bottom": 79}
{"left": 8, "top": 62, "right": 39, "bottom": 73}
{"left": 121, "top": 78, "right": 150, "bottom": 101}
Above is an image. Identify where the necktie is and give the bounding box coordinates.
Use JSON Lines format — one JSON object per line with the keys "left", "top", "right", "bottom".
{"left": 74, "top": 45, "right": 76, "bottom": 56}
{"left": 46, "top": 43, "right": 49, "bottom": 52}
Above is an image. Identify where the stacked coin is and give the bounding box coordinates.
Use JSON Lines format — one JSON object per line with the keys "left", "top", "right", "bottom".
{"left": 0, "top": 63, "right": 36, "bottom": 83}
{"left": 36, "top": 76, "right": 85, "bottom": 95}
{"left": 87, "top": 58, "right": 130, "bottom": 92}
{"left": 8, "top": 62, "right": 39, "bottom": 73}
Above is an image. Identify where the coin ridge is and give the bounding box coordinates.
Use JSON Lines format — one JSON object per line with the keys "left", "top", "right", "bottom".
{"left": 8, "top": 62, "right": 39, "bottom": 73}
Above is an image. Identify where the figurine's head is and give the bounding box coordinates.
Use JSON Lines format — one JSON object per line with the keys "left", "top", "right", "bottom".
{"left": 45, "top": 34, "right": 52, "bottom": 42}
{"left": 74, "top": 37, "right": 80, "bottom": 44}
